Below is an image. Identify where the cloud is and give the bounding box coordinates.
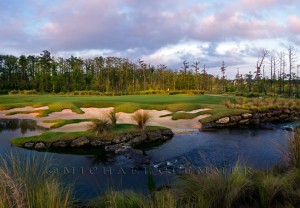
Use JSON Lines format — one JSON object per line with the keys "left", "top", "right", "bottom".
{"left": 191, "top": 10, "right": 285, "bottom": 42}
{"left": 38, "top": 0, "right": 208, "bottom": 52}
{"left": 1, "top": 0, "right": 300, "bottom": 78}
{"left": 240, "top": 0, "right": 277, "bottom": 10}
{"left": 288, "top": 16, "right": 300, "bottom": 34}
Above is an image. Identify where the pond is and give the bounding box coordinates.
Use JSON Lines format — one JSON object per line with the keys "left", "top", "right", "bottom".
{"left": 0, "top": 118, "right": 296, "bottom": 201}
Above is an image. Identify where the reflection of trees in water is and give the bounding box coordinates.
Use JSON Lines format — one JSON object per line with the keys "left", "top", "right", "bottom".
{"left": 85, "top": 152, "right": 116, "bottom": 166}
{"left": 0, "top": 119, "right": 45, "bottom": 134}
{"left": 43, "top": 147, "right": 116, "bottom": 166}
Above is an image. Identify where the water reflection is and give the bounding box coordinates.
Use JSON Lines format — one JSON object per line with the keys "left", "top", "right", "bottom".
{"left": 47, "top": 147, "right": 116, "bottom": 165}
{"left": 0, "top": 118, "right": 297, "bottom": 199}
{"left": 0, "top": 119, "right": 45, "bottom": 134}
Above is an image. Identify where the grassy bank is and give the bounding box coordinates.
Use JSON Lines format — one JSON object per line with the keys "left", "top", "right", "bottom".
{"left": 226, "top": 97, "right": 300, "bottom": 111}
{"left": 199, "top": 97, "right": 300, "bottom": 124}
{"left": 11, "top": 124, "right": 167, "bottom": 146}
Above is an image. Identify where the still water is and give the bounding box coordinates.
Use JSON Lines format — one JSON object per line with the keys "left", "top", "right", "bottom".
{"left": 0, "top": 119, "right": 295, "bottom": 201}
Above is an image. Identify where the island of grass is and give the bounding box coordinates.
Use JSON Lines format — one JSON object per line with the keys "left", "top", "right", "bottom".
{"left": 11, "top": 124, "right": 174, "bottom": 151}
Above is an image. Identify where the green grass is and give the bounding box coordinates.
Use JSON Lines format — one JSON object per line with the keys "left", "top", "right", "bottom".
{"left": 11, "top": 124, "right": 167, "bottom": 146}
{"left": 0, "top": 94, "right": 236, "bottom": 124}
{"left": 161, "top": 110, "right": 213, "bottom": 120}
{"left": 43, "top": 119, "right": 91, "bottom": 128}
{"left": 0, "top": 94, "right": 231, "bottom": 109}
{"left": 199, "top": 108, "right": 250, "bottom": 124}
{"left": 5, "top": 110, "right": 42, "bottom": 116}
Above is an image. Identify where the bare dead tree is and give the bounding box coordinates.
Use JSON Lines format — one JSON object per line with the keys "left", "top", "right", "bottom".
{"left": 288, "top": 45, "right": 297, "bottom": 97}
{"left": 278, "top": 51, "right": 286, "bottom": 94}
{"left": 255, "top": 49, "right": 268, "bottom": 80}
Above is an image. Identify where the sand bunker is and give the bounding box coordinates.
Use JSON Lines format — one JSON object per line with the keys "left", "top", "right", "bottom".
{"left": 0, "top": 107, "right": 210, "bottom": 134}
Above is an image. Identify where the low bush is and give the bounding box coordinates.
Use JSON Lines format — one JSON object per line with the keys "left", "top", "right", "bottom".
{"left": 169, "top": 90, "right": 205, "bottom": 95}
{"left": 132, "top": 110, "right": 151, "bottom": 129}
{"left": 8, "top": 90, "right": 37, "bottom": 95}
{"left": 89, "top": 119, "right": 112, "bottom": 135}
{"left": 108, "top": 110, "right": 118, "bottom": 125}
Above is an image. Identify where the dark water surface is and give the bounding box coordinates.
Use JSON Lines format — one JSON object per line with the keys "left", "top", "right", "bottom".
{"left": 0, "top": 118, "right": 296, "bottom": 201}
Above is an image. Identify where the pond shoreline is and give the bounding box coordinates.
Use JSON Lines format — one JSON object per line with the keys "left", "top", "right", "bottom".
{"left": 201, "top": 108, "right": 300, "bottom": 130}
{"left": 20, "top": 128, "right": 174, "bottom": 150}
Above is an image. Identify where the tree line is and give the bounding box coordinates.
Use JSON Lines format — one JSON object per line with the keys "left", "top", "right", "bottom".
{"left": 0, "top": 47, "right": 299, "bottom": 96}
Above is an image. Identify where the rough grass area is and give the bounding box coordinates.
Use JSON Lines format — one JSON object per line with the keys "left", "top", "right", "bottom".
{"left": 11, "top": 124, "right": 167, "bottom": 146}
{"left": 199, "top": 97, "right": 300, "bottom": 124}
{"left": 42, "top": 119, "right": 91, "bottom": 128}
{"left": 227, "top": 97, "right": 300, "bottom": 111}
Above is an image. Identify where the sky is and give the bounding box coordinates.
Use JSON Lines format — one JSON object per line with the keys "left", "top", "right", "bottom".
{"left": 1, "top": 0, "right": 300, "bottom": 78}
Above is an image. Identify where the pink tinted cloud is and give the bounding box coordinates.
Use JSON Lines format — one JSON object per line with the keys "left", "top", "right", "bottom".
{"left": 240, "top": 0, "right": 277, "bottom": 10}
{"left": 34, "top": 0, "right": 298, "bottom": 55}
{"left": 39, "top": 0, "right": 206, "bottom": 51}
{"left": 288, "top": 16, "right": 300, "bottom": 34}
{"left": 192, "top": 10, "right": 285, "bottom": 41}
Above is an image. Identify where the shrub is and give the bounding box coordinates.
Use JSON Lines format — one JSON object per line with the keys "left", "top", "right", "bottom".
{"left": 108, "top": 110, "right": 118, "bottom": 125}
{"left": 8, "top": 90, "right": 37, "bottom": 95}
{"left": 223, "top": 100, "right": 233, "bottom": 108}
{"left": 132, "top": 110, "right": 151, "bottom": 129}
{"left": 236, "top": 97, "right": 246, "bottom": 105}
{"left": 89, "top": 119, "right": 112, "bottom": 135}
{"left": 169, "top": 91, "right": 180, "bottom": 95}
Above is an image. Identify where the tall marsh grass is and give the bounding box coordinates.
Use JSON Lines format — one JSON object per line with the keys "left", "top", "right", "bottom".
{"left": 177, "top": 163, "right": 252, "bottom": 208}
{"left": 279, "top": 127, "right": 300, "bottom": 169}
{"left": 229, "top": 97, "right": 300, "bottom": 111}
{"left": 0, "top": 152, "right": 73, "bottom": 208}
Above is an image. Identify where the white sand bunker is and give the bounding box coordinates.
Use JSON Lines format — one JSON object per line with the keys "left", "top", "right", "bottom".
{"left": 117, "top": 109, "right": 210, "bottom": 134}
{"left": 0, "top": 106, "right": 49, "bottom": 120}
{"left": 1, "top": 106, "right": 211, "bottom": 134}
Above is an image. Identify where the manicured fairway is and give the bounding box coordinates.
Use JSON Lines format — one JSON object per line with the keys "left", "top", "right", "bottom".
{"left": 0, "top": 94, "right": 231, "bottom": 106}
{"left": 0, "top": 94, "right": 242, "bottom": 123}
